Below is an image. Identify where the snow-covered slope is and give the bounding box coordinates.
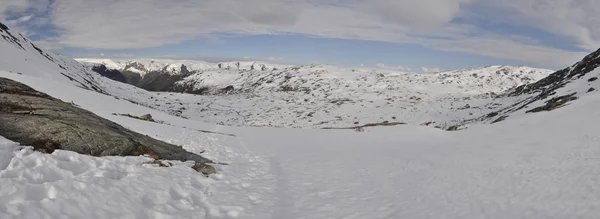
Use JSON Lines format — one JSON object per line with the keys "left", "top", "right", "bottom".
{"left": 76, "top": 58, "right": 288, "bottom": 77}
{"left": 174, "top": 64, "right": 548, "bottom": 94}
{"left": 78, "top": 58, "right": 549, "bottom": 94}
{"left": 0, "top": 24, "right": 107, "bottom": 94}
{"left": 5, "top": 21, "right": 600, "bottom": 218}
{"left": 3, "top": 65, "right": 600, "bottom": 218}
{"left": 472, "top": 47, "right": 600, "bottom": 125}
{"left": 76, "top": 57, "right": 552, "bottom": 128}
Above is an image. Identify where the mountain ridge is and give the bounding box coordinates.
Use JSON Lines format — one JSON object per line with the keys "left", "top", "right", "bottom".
{"left": 2, "top": 20, "right": 596, "bottom": 129}
{"left": 77, "top": 58, "right": 553, "bottom": 95}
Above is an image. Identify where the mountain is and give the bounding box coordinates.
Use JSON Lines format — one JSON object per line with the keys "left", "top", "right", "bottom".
{"left": 6, "top": 21, "right": 600, "bottom": 218}
{"left": 0, "top": 24, "right": 109, "bottom": 94}
{"left": 78, "top": 58, "right": 550, "bottom": 95}
{"left": 77, "top": 58, "right": 288, "bottom": 92}
{"left": 76, "top": 58, "right": 553, "bottom": 128}
{"left": 470, "top": 48, "right": 600, "bottom": 125}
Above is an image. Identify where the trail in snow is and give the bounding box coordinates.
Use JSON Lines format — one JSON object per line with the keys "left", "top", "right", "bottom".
{"left": 224, "top": 92, "right": 600, "bottom": 218}
{"left": 269, "top": 156, "right": 293, "bottom": 219}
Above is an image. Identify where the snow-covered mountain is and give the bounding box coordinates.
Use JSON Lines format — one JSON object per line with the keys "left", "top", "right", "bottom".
{"left": 78, "top": 58, "right": 549, "bottom": 94}
{"left": 76, "top": 58, "right": 287, "bottom": 76}
{"left": 0, "top": 24, "right": 107, "bottom": 94}
{"left": 76, "top": 58, "right": 552, "bottom": 128}
{"left": 466, "top": 47, "right": 600, "bottom": 125}
{"left": 76, "top": 58, "right": 288, "bottom": 92}
{"left": 6, "top": 21, "right": 600, "bottom": 218}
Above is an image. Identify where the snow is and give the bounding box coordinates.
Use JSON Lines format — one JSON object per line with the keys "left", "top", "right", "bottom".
{"left": 76, "top": 58, "right": 290, "bottom": 77}
{"left": 4, "top": 70, "right": 600, "bottom": 218}
{"left": 75, "top": 58, "right": 553, "bottom": 128}
{"left": 3, "top": 25, "right": 600, "bottom": 218}
{"left": 0, "top": 135, "right": 215, "bottom": 218}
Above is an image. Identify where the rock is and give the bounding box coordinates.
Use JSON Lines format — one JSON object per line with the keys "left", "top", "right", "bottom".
{"left": 446, "top": 126, "right": 459, "bottom": 131}
{"left": 139, "top": 114, "right": 154, "bottom": 121}
{"left": 491, "top": 115, "right": 508, "bottom": 124}
{"left": 192, "top": 163, "right": 217, "bottom": 175}
{"left": 0, "top": 78, "right": 211, "bottom": 164}
{"left": 486, "top": 112, "right": 499, "bottom": 118}
{"left": 525, "top": 92, "right": 578, "bottom": 113}
{"left": 91, "top": 65, "right": 127, "bottom": 83}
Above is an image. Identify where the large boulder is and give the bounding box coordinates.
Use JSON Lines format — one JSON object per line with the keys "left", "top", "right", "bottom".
{"left": 0, "top": 77, "right": 211, "bottom": 164}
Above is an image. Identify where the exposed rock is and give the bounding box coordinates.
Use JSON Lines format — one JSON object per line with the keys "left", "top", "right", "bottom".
{"left": 491, "top": 115, "right": 508, "bottom": 124}
{"left": 0, "top": 77, "right": 211, "bottom": 164}
{"left": 92, "top": 64, "right": 127, "bottom": 83}
{"left": 323, "top": 121, "right": 406, "bottom": 130}
{"left": 486, "top": 112, "right": 499, "bottom": 118}
{"left": 525, "top": 93, "right": 578, "bottom": 113}
{"left": 446, "top": 125, "right": 460, "bottom": 131}
{"left": 113, "top": 113, "right": 160, "bottom": 123}
{"left": 192, "top": 163, "right": 217, "bottom": 176}
{"left": 588, "top": 87, "right": 596, "bottom": 93}
{"left": 139, "top": 114, "right": 154, "bottom": 121}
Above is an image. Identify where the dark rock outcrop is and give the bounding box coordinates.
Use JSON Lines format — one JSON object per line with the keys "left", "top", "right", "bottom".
{"left": 92, "top": 65, "right": 127, "bottom": 83}
{"left": 0, "top": 77, "right": 211, "bottom": 164}
{"left": 89, "top": 64, "right": 198, "bottom": 93}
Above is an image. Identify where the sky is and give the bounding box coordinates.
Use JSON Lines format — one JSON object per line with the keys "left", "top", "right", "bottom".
{"left": 1, "top": 0, "right": 599, "bottom": 72}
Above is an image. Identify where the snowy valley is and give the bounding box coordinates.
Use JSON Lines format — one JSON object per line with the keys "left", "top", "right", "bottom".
{"left": 3, "top": 21, "right": 600, "bottom": 219}
{"left": 76, "top": 58, "right": 552, "bottom": 128}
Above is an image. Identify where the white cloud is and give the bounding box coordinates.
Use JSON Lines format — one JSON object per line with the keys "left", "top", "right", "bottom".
{"left": 481, "top": 0, "right": 600, "bottom": 51}
{"left": 421, "top": 67, "right": 441, "bottom": 73}
{"left": 426, "top": 36, "right": 587, "bottom": 67}
{"left": 3, "top": 0, "right": 597, "bottom": 68}
{"left": 369, "top": 0, "right": 473, "bottom": 29}
{"left": 47, "top": 0, "right": 302, "bottom": 49}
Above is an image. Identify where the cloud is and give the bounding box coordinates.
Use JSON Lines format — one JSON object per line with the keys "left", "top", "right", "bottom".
{"left": 369, "top": 0, "right": 473, "bottom": 29}
{"left": 421, "top": 67, "right": 441, "bottom": 73}
{"left": 48, "top": 0, "right": 303, "bottom": 49}
{"left": 480, "top": 0, "right": 600, "bottom": 51}
{"left": 425, "top": 36, "right": 588, "bottom": 67}
{"left": 3, "top": 0, "right": 597, "bottom": 68}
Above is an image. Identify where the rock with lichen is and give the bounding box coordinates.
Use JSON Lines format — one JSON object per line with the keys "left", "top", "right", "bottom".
{"left": 0, "top": 77, "right": 211, "bottom": 164}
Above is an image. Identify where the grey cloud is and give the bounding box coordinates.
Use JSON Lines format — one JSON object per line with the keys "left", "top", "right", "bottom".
{"left": 3, "top": 0, "right": 596, "bottom": 68}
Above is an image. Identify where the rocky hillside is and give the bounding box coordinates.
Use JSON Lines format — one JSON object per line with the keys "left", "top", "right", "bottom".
{"left": 5, "top": 20, "right": 591, "bottom": 130}
{"left": 77, "top": 58, "right": 288, "bottom": 92}
{"left": 79, "top": 58, "right": 551, "bottom": 96}
{"left": 470, "top": 48, "right": 600, "bottom": 125}
{"left": 0, "top": 77, "right": 211, "bottom": 164}
{"left": 0, "top": 24, "right": 107, "bottom": 94}
{"left": 0, "top": 22, "right": 215, "bottom": 169}
{"left": 74, "top": 58, "right": 553, "bottom": 128}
